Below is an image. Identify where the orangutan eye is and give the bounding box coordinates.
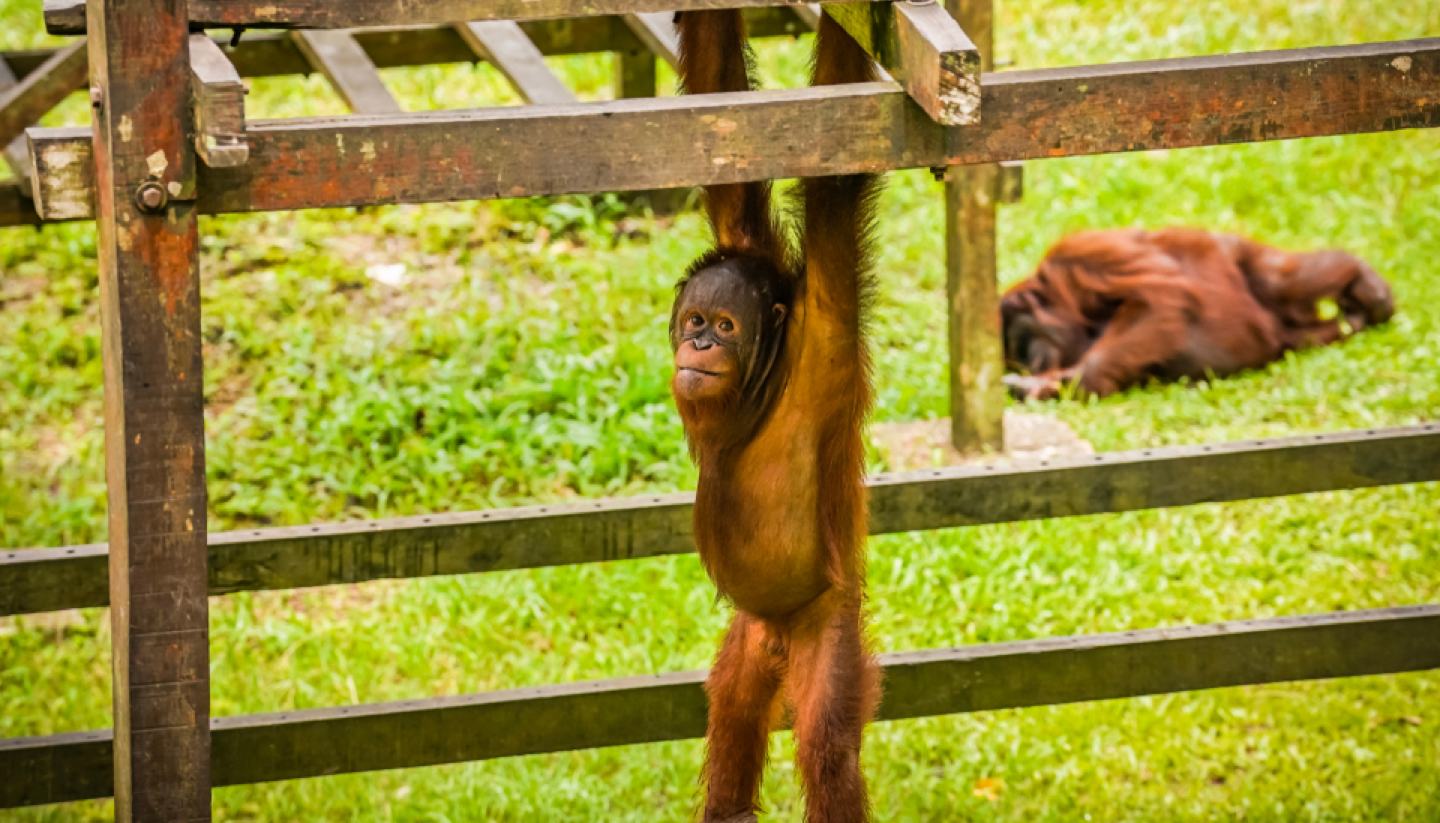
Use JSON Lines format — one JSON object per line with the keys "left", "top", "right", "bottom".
{"left": 718, "top": 319, "right": 735, "bottom": 334}
{"left": 687, "top": 313, "right": 704, "bottom": 328}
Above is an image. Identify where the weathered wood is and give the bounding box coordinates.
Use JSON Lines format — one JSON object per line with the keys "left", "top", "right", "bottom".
{"left": 6, "top": 10, "right": 815, "bottom": 81}
{"left": 5, "top": 605, "right": 1437, "bottom": 808}
{"left": 945, "top": 161, "right": 1003, "bottom": 452}
{"left": 20, "top": 39, "right": 1439, "bottom": 224}
{"left": 4, "top": 424, "right": 1437, "bottom": 617}
{"left": 47, "top": 0, "right": 866, "bottom": 31}
{"left": 0, "top": 58, "right": 35, "bottom": 194}
{"left": 292, "top": 29, "right": 402, "bottom": 114}
{"left": 86, "top": 0, "right": 212, "bottom": 818}
{"left": 457, "top": 21, "right": 576, "bottom": 105}
{"left": 189, "top": 35, "right": 249, "bottom": 167}
{"left": 827, "top": 0, "right": 981, "bottom": 124}
{"left": 42, "top": 0, "right": 86, "bottom": 34}
{"left": 28, "top": 127, "right": 92, "bottom": 220}
{"left": 0, "top": 39, "right": 85, "bottom": 151}
{"left": 623, "top": 12, "right": 681, "bottom": 68}
{"left": 943, "top": 0, "right": 1002, "bottom": 454}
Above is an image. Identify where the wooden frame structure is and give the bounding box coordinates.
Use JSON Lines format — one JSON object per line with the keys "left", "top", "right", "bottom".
{"left": 1, "top": 0, "right": 1438, "bottom": 816}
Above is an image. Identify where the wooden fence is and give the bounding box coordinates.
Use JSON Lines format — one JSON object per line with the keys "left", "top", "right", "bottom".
{"left": 1, "top": 0, "right": 1437, "bottom": 817}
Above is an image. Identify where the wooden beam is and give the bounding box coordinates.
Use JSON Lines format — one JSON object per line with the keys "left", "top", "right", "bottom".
{"left": 0, "top": 39, "right": 85, "bottom": 150}
{"left": 623, "top": 12, "right": 681, "bottom": 69}
{"left": 6, "top": 9, "right": 816, "bottom": 81}
{"left": 945, "top": 160, "right": 1002, "bottom": 452}
{"left": 292, "top": 29, "right": 402, "bottom": 114}
{"left": 86, "top": 0, "right": 211, "bottom": 818}
{"left": 189, "top": 35, "right": 249, "bottom": 167}
{"left": 827, "top": 0, "right": 981, "bottom": 124}
{"left": 0, "top": 58, "right": 34, "bottom": 196}
{"left": 5, "top": 605, "right": 1437, "bottom": 807}
{"left": 943, "top": 0, "right": 1001, "bottom": 453}
{"left": 456, "top": 21, "right": 576, "bottom": 105}
{"left": 47, "top": 0, "right": 871, "bottom": 31}
{"left": 19, "top": 39, "right": 1439, "bottom": 224}
{"left": 4, "top": 424, "right": 1437, "bottom": 617}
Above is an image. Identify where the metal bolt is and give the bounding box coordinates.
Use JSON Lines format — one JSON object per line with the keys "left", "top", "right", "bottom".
{"left": 136, "top": 181, "right": 168, "bottom": 213}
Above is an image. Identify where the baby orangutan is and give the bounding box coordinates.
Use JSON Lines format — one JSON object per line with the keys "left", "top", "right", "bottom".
{"left": 669, "top": 10, "right": 880, "bottom": 822}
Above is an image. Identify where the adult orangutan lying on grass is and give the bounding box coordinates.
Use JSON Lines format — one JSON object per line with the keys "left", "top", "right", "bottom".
{"left": 1001, "top": 228, "right": 1395, "bottom": 399}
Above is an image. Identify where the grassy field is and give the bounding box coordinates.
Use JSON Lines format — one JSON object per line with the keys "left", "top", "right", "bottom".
{"left": 2, "top": 0, "right": 1439, "bottom": 820}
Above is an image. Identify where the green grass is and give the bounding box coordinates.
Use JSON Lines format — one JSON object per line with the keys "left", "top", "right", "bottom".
{"left": 2, "top": 0, "right": 1439, "bottom": 820}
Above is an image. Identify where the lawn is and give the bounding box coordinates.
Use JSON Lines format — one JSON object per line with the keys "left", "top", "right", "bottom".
{"left": 2, "top": 0, "right": 1438, "bottom": 820}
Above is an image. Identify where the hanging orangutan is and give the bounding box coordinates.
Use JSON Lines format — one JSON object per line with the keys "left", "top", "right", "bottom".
{"left": 669, "top": 10, "right": 879, "bottom": 822}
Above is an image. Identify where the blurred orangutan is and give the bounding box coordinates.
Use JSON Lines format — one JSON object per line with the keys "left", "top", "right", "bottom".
{"left": 1001, "top": 228, "right": 1395, "bottom": 399}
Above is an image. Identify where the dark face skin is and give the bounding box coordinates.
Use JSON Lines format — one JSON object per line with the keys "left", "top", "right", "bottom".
{"left": 1001, "top": 287, "right": 1090, "bottom": 373}
{"left": 670, "top": 260, "right": 786, "bottom": 406}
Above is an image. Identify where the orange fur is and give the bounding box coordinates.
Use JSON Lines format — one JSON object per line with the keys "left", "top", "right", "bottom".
{"left": 1001, "top": 228, "right": 1395, "bottom": 398}
{"left": 673, "top": 12, "right": 880, "bottom": 822}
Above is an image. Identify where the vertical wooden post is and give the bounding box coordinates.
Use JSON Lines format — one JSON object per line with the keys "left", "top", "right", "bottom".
{"left": 613, "top": 38, "right": 657, "bottom": 102}
{"left": 88, "top": 0, "right": 211, "bottom": 819}
{"left": 944, "top": 0, "right": 1003, "bottom": 454}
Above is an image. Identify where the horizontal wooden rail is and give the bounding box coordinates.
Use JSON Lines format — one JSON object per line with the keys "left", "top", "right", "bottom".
{"left": 16, "top": 39, "right": 1440, "bottom": 223}
{"left": 4, "top": 10, "right": 814, "bottom": 82}
{"left": 3, "top": 604, "right": 1436, "bottom": 808}
{"left": 44, "top": 0, "right": 864, "bottom": 30}
{"left": 3, "top": 424, "right": 1436, "bottom": 617}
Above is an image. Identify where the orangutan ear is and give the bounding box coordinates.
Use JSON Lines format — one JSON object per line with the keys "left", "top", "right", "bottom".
{"left": 772, "top": 303, "right": 787, "bottom": 326}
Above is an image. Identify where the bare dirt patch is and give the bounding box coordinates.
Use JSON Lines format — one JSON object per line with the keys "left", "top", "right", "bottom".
{"left": 871, "top": 411, "right": 1093, "bottom": 472}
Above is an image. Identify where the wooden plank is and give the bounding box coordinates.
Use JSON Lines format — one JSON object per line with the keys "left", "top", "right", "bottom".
{"left": 189, "top": 35, "right": 249, "bottom": 167}
{"left": 945, "top": 161, "right": 1003, "bottom": 452}
{"left": 47, "top": 0, "right": 870, "bottom": 31}
{"left": 292, "top": 29, "right": 402, "bottom": 114}
{"left": 28, "top": 127, "right": 92, "bottom": 221}
{"left": 6, "top": 10, "right": 815, "bottom": 80}
{"left": 623, "top": 12, "right": 681, "bottom": 69}
{"left": 5, "top": 605, "right": 1437, "bottom": 807}
{"left": 0, "top": 57, "right": 35, "bottom": 194}
{"left": 827, "top": 0, "right": 981, "bottom": 124}
{"left": 943, "top": 0, "right": 1001, "bottom": 453}
{"left": 4, "top": 424, "right": 1437, "bottom": 617}
{"left": 19, "top": 38, "right": 1440, "bottom": 224}
{"left": 456, "top": 21, "right": 575, "bottom": 105}
{"left": 0, "top": 39, "right": 85, "bottom": 151}
{"left": 86, "top": 0, "right": 212, "bottom": 818}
